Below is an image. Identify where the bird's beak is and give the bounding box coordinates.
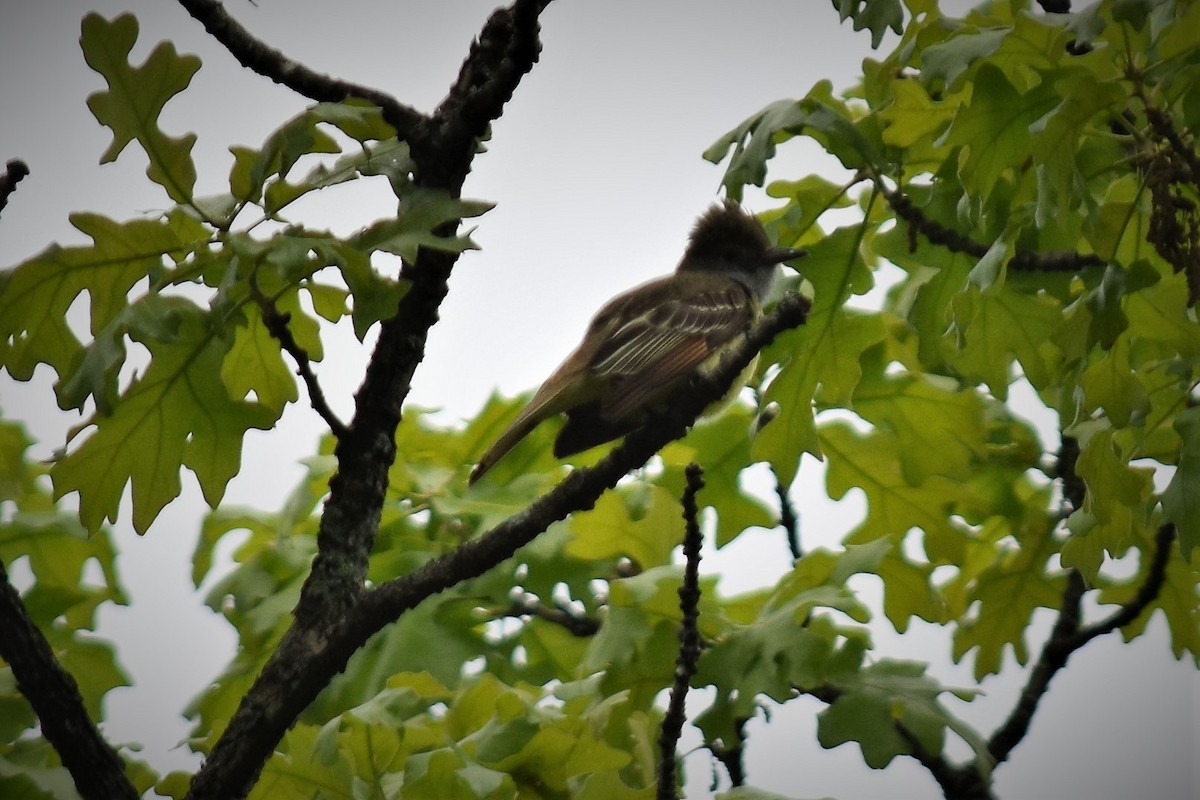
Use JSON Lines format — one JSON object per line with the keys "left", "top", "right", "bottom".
{"left": 765, "top": 246, "right": 808, "bottom": 265}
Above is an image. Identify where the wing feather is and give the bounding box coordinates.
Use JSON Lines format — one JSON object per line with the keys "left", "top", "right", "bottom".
{"left": 587, "top": 279, "right": 755, "bottom": 421}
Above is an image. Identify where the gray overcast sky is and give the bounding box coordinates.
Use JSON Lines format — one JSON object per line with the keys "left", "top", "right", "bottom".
{"left": 1, "top": 2, "right": 1196, "bottom": 798}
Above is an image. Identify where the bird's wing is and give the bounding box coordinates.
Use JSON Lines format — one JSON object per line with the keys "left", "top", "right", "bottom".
{"left": 588, "top": 276, "right": 755, "bottom": 421}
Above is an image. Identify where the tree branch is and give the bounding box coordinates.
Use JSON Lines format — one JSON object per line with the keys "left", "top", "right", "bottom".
{"left": 175, "top": 0, "right": 425, "bottom": 137}
{"left": 880, "top": 183, "right": 1105, "bottom": 273}
{"left": 895, "top": 723, "right": 995, "bottom": 800}
{"left": 0, "top": 158, "right": 30, "bottom": 217}
{"left": 0, "top": 559, "right": 137, "bottom": 800}
{"left": 657, "top": 463, "right": 706, "bottom": 800}
{"left": 1072, "top": 524, "right": 1176, "bottom": 645}
{"left": 774, "top": 466, "right": 802, "bottom": 560}
{"left": 707, "top": 716, "right": 749, "bottom": 788}
{"left": 906, "top": 524, "right": 1176, "bottom": 799}
{"left": 249, "top": 275, "right": 348, "bottom": 438}
{"left": 186, "top": 4, "right": 553, "bottom": 797}
{"left": 504, "top": 592, "right": 601, "bottom": 637}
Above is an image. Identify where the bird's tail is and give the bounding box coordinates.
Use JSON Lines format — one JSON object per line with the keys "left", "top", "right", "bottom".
{"left": 468, "top": 402, "right": 550, "bottom": 485}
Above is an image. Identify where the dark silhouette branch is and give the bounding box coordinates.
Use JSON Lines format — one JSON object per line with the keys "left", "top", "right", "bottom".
{"left": 986, "top": 524, "right": 1175, "bottom": 768}
{"left": 774, "top": 466, "right": 802, "bottom": 560}
{"left": 175, "top": 0, "right": 425, "bottom": 137}
{"left": 880, "top": 183, "right": 1105, "bottom": 273}
{"left": 657, "top": 463, "right": 707, "bottom": 800}
{"left": 896, "top": 722, "right": 995, "bottom": 800}
{"left": 708, "top": 716, "right": 749, "bottom": 788}
{"left": 910, "top": 524, "right": 1176, "bottom": 799}
{"left": 0, "top": 559, "right": 138, "bottom": 800}
{"left": 1073, "top": 524, "right": 1176, "bottom": 644}
{"left": 185, "top": 3, "right": 551, "bottom": 798}
{"left": 0, "top": 158, "right": 29, "bottom": 217}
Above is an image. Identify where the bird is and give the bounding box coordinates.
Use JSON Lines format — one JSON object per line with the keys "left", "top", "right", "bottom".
{"left": 468, "top": 200, "right": 806, "bottom": 485}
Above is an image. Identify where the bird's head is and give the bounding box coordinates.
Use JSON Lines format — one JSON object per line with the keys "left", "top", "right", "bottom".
{"left": 678, "top": 200, "right": 807, "bottom": 299}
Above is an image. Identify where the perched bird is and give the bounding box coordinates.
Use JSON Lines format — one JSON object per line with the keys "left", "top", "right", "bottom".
{"left": 468, "top": 201, "right": 805, "bottom": 485}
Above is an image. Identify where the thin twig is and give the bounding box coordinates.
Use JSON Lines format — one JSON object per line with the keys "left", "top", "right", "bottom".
{"left": 505, "top": 593, "right": 600, "bottom": 637}
{"left": 880, "top": 182, "right": 1105, "bottom": 273}
{"left": 657, "top": 463, "right": 707, "bottom": 800}
{"left": 774, "top": 468, "right": 802, "bottom": 560}
{"left": 248, "top": 275, "right": 348, "bottom": 438}
{"left": 1073, "top": 524, "right": 1176, "bottom": 644}
{"left": 175, "top": 0, "right": 425, "bottom": 137}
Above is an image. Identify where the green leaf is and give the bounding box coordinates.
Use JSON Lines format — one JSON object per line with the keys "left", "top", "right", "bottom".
{"left": 853, "top": 369, "right": 987, "bottom": 484}
{"left": 833, "top": 0, "right": 904, "bottom": 48}
{"left": 879, "top": 77, "right": 958, "bottom": 149}
{"left": 819, "top": 421, "right": 963, "bottom": 546}
{"left": 952, "top": 512, "right": 1064, "bottom": 679}
{"left": 950, "top": 282, "right": 1063, "bottom": 399}
{"left": 753, "top": 226, "right": 883, "bottom": 484}
{"left": 81, "top": 13, "right": 200, "bottom": 204}
{"left": 51, "top": 299, "right": 276, "bottom": 533}
{"left": 660, "top": 405, "right": 774, "bottom": 547}
{"left": 817, "top": 659, "right": 984, "bottom": 770}
{"left": 0, "top": 213, "right": 205, "bottom": 385}
{"left": 695, "top": 614, "right": 862, "bottom": 745}
{"left": 252, "top": 724, "right": 355, "bottom": 800}
{"left": 706, "top": 84, "right": 879, "bottom": 199}
{"left": 220, "top": 293, "right": 320, "bottom": 415}
{"left": 919, "top": 29, "right": 1006, "bottom": 90}
{"left": 1125, "top": 272, "right": 1200, "bottom": 359}
{"left": 938, "top": 63, "right": 1059, "bottom": 205}
{"left": 565, "top": 487, "right": 682, "bottom": 570}
{"left": 1029, "top": 69, "right": 1124, "bottom": 220}
{"left": 353, "top": 188, "right": 493, "bottom": 263}
{"left": 1078, "top": 335, "right": 1148, "bottom": 429}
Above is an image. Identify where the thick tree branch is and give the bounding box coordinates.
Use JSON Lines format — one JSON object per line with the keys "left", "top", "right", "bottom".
{"left": 293, "top": 0, "right": 548, "bottom": 620}
{"left": 186, "top": 4, "right": 551, "bottom": 798}
{"left": 0, "top": 559, "right": 137, "bottom": 800}
{"left": 657, "top": 463, "right": 706, "bottom": 800}
{"left": 175, "top": 0, "right": 425, "bottom": 137}
{"left": 0, "top": 158, "right": 29, "bottom": 217}
{"left": 408, "top": 0, "right": 547, "bottom": 189}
